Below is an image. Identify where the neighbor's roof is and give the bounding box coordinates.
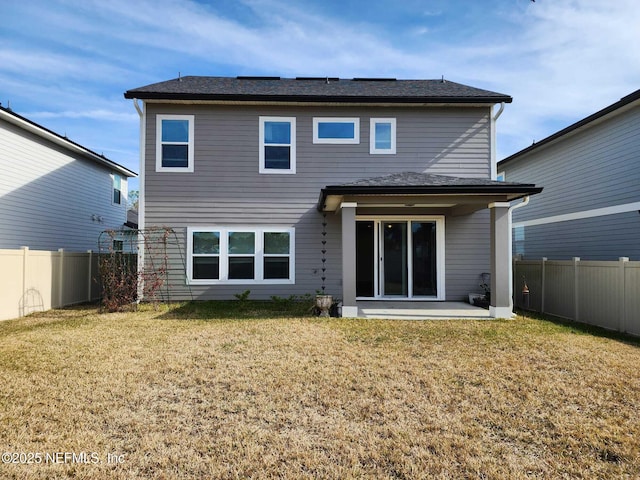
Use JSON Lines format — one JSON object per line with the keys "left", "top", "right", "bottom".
{"left": 0, "top": 105, "right": 137, "bottom": 178}
{"left": 499, "top": 88, "right": 640, "bottom": 167}
{"left": 124, "top": 76, "right": 512, "bottom": 105}
{"left": 318, "top": 172, "right": 542, "bottom": 211}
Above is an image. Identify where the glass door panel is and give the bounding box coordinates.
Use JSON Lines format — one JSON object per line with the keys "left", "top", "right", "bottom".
{"left": 356, "top": 221, "right": 375, "bottom": 297}
{"left": 382, "top": 222, "right": 408, "bottom": 296}
{"left": 412, "top": 221, "right": 437, "bottom": 296}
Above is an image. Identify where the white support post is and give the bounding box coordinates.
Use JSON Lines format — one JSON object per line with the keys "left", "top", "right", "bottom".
{"left": 340, "top": 202, "right": 358, "bottom": 317}
{"left": 489, "top": 202, "right": 513, "bottom": 318}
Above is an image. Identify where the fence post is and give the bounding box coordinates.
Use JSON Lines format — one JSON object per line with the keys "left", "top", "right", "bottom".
{"left": 21, "top": 246, "right": 29, "bottom": 317}
{"left": 541, "top": 257, "right": 547, "bottom": 314}
{"left": 58, "top": 248, "right": 64, "bottom": 308}
{"left": 573, "top": 257, "right": 580, "bottom": 322}
{"left": 619, "top": 257, "right": 629, "bottom": 333}
{"left": 87, "top": 250, "right": 93, "bottom": 302}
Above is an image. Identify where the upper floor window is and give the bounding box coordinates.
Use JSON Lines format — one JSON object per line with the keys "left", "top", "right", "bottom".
{"left": 496, "top": 171, "right": 506, "bottom": 182}
{"left": 156, "top": 114, "right": 194, "bottom": 172}
{"left": 370, "top": 118, "right": 396, "bottom": 154}
{"left": 259, "top": 116, "right": 296, "bottom": 174}
{"left": 112, "top": 174, "right": 122, "bottom": 205}
{"left": 313, "top": 118, "right": 360, "bottom": 144}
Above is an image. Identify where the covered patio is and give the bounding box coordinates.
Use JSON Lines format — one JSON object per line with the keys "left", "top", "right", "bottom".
{"left": 318, "top": 172, "right": 542, "bottom": 319}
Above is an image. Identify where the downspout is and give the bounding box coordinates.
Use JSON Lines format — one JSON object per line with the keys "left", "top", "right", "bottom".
{"left": 490, "top": 102, "right": 505, "bottom": 180}
{"left": 508, "top": 195, "right": 529, "bottom": 311}
{"left": 132, "top": 99, "right": 145, "bottom": 302}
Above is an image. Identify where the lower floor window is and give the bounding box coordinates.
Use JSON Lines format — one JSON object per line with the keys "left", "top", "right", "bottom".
{"left": 187, "top": 227, "right": 295, "bottom": 284}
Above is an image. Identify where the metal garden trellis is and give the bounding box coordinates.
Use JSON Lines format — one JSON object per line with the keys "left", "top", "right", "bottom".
{"left": 97, "top": 227, "right": 192, "bottom": 311}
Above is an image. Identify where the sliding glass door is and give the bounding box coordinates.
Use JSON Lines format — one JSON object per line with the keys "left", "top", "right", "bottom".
{"left": 355, "top": 217, "right": 443, "bottom": 299}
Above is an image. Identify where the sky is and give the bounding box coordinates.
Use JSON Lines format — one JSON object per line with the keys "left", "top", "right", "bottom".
{"left": 2, "top": 0, "right": 639, "bottom": 192}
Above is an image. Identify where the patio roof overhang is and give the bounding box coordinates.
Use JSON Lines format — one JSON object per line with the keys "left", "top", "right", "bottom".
{"left": 318, "top": 172, "right": 543, "bottom": 213}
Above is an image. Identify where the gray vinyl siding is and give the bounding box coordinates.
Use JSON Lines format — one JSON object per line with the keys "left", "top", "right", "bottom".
{"left": 0, "top": 119, "right": 128, "bottom": 252}
{"left": 144, "top": 103, "right": 492, "bottom": 300}
{"left": 503, "top": 104, "right": 640, "bottom": 260}
{"left": 514, "top": 212, "right": 640, "bottom": 261}
{"left": 445, "top": 210, "right": 491, "bottom": 299}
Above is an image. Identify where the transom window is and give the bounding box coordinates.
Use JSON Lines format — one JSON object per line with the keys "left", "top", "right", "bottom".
{"left": 187, "top": 227, "right": 295, "bottom": 284}
{"left": 370, "top": 118, "right": 396, "bottom": 154}
{"left": 313, "top": 118, "right": 360, "bottom": 144}
{"left": 259, "top": 117, "right": 296, "bottom": 174}
{"left": 156, "top": 114, "right": 194, "bottom": 172}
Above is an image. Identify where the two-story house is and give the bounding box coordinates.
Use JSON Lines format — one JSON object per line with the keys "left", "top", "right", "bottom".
{"left": 0, "top": 105, "right": 137, "bottom": 252}
{"left": 498, "top": 88, "right": 640, "bottom": 260}
{"left": 124, "top": 76, "right": 541, "bottom": 318}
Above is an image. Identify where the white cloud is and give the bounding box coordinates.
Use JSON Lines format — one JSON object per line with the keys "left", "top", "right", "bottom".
{"left": 2, "top": 0, "right": 638, "bottom": 163}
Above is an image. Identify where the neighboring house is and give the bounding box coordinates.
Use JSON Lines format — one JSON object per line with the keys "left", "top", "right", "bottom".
{"left": 0, "top": 105, "right": 137, "bottom": 252}
{"left": 124, "top": 76, "right": 541, "bottom": 317}
{"left": 498, "top": 89, "right": 640, "bottom": 260}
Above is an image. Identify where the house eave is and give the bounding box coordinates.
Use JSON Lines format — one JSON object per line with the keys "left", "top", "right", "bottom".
{"left": 0, "top": 106, "right": 137, "bottom": 178}
{"left": 499, "top": 88, "right": 640, "bottom": 168}
{"left": 318, "top": 185, "right": 543, "bottom": 212}
{"left": 123, "top": 93, "right": 512, "bottom": 106}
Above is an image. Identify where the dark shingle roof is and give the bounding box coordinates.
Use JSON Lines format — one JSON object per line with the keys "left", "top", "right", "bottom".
{"left": 336, "top": 172, "right": 520, "bottom": 188}
{"left": 124, "top": 76, "right": 511, "bottom": 104}
{"left": 318, "top": 172, "right": 542, "bottom": 210}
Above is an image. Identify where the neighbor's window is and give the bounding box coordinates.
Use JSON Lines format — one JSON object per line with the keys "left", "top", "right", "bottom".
{"left": 370, "top": 118, "right": 396, "bottom": 154}
{"left": 112, "top": 174, "right": 122, "bottom": 204}
{"left": 497, "top": 171, "right": 506, "bottom": 182}
{"left": 259, "top": 117, "right": 296, "bottom": 174}
{"left": 313, "top": 118, "right": 360, "bottom": 144}
{"left": 514, "top": 226, "right": 525, "bottom": 257}
{"left": 187, "top": 227, "right": 295, "bottom": 284}
{"left": 156, "top": 114, "right": 194, "bottom": 172}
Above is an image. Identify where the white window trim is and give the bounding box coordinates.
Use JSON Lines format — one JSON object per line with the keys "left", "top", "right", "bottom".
{"left": 156, "top": 114, "right": 195, "bottom": 173}
{"left": 313, "top": 117, "right": 360, "bottom": 144}
{"left": 259, "top": 116, "right": 296, "bottom": 174}
{"left": 497, "top": 171, "right": 506, "bottom": 182}
{"left": 187, "top": 226, "right": 295, "bottom": 285}
{"left": 370, "top": 118, "right": 397, "bottom": 155}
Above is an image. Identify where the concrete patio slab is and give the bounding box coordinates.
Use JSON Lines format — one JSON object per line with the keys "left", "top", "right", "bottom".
{"left": 354, "top": 301, "right": 494, "bottom": 320}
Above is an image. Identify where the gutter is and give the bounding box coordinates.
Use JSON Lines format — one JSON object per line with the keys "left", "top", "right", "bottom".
{"left": 491, "top": 103, "right": 505, "bottom": 180}
{"left": 132, "top": 98, "right": 146, "bottom": 302}
{"left": 508, "top": 196, "right": 530, "bottom": 312}
{"left": 123, "top": 92, "right": 513, "bottom": 105}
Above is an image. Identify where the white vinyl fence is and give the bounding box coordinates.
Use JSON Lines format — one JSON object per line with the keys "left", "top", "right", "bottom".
{"left": 514, "top": 257, "right": 640, "bottom": 336}
{"left": 0, "top": 247, "right": 102, "bottom": 321}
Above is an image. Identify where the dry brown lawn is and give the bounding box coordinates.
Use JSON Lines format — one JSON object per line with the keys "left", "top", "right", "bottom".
{"left": 0, "top": 304, "right": 639, "bottom": 479}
